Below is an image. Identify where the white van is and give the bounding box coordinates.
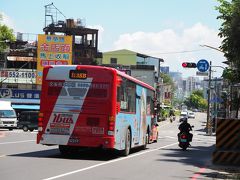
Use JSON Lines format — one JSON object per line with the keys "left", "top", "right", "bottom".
{"left": 0, "top": 101, "right": 17, "bottom": 130}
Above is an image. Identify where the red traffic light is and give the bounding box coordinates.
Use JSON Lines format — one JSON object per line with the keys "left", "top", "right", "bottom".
{"left": 182, "top": 62, "right": 197, "bottom": 68}
{"left": 182, "top": 62, "right": 188, "bottom": 67}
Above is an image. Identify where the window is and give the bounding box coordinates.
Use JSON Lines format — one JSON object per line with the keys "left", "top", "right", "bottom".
{"left": 117, "top": 76, "right": 136, "bottom": 112}
{"left": 110, "top": 58, "right": 117, "bottom": 64}
{"left": 68, "top": 88, "right": 87, "bottom": 97}
{"left": 0, "top": 110, "right": 16, "bottom": 117}
{"left": 147, "top": 90, "right": 155, "bottom": 115}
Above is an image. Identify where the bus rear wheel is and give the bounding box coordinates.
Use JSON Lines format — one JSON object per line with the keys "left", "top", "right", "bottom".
{"left": 120, "top": 128, "right": 131, "bottom": 156}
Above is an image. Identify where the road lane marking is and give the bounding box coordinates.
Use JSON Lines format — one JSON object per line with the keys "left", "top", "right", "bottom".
{"left": 0, "top": 132, "right": 5, "bottom": 138}
{"left": 0, "top": 140, "right": 35, "bottom": 145}
{"left": 165, "top": 136, "right": 176, "bottom": 139}
{"left": 0, "top": 155, "right": 6, "bottom": 158}
{"left": 191, "top": 167, "right": 206, "bottom": 180}
{"left": 43, "top": 142, "right": 178, "bottom": 180}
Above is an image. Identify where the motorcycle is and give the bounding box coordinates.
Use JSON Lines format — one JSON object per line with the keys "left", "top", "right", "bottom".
{"left": 178, "top": 132, "right": 190, "bottom": 150}
{"left": 178, "top": 126, "right": 194, "bottom": 150}
{"left": 169, "top": 115, "right": 176, "bottom": 123}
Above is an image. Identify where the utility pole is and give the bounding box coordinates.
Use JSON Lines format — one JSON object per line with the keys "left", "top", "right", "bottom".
{"left": 207, "top": 61, "right": 212, "bottom": 135}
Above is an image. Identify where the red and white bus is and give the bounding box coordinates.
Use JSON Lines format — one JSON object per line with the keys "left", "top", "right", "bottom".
{"left": 37, "top": 65, "right": 158, "bottom": 156}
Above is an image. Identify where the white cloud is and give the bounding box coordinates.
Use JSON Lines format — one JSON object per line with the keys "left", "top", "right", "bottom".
{"left": 0, "top": 12, "right": 15, "bottom": 29}
{"left": 113, "top": 23, "right": 225, "bottom": 78}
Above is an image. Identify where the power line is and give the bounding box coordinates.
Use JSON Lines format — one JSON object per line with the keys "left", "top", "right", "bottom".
{"left": 153, "top": 48, "right": 212, "bottom": 55}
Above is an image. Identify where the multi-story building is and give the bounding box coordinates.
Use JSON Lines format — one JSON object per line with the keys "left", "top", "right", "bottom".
{"left": 102, "top": 49, "right": 165, "bottom": 102}
{"left": 160, "top": 66, "right": 169, "bottom": 74}
{"left": 102, "top": 49, "right": 163, "bottom": 79}
{"left": 0, "top": 18, "right": 101, "bottom": 111}
{"left": 169, "top": 71, "right": 183, "bottom": 100}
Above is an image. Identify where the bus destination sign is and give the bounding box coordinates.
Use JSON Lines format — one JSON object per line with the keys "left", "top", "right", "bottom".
{"left": 69, "top": 70, "right": 87, "bottom": 79}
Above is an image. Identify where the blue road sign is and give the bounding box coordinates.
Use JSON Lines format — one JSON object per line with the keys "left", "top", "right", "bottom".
{"left": 210, "top": 97, "right": 223, "bottom": 103}
{"left": 197, "top": 59, "right": 209, "bottom": 72}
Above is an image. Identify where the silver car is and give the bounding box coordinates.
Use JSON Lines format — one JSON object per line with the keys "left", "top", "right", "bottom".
{"left": 188, "top": 111, "right": 195, "bottom": 119}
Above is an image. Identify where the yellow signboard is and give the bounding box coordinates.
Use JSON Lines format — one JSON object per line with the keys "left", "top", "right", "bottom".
{"left": 37, "top": 34, "right": 72, "bottom": 84}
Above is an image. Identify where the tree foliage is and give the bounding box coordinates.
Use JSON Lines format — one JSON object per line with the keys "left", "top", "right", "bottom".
{"left": 160, "top": 73, "right": 173, "bottom": 84}
{"left": 192, "top": 89, "right": 204, "bottom": 98}
{"left": 0, "top": 13, "right": 15, "bottom": 53}
{"left": 160, "top": 73, "right": 176, "bottom": 90}
{"left": 216, "top": 0, "right": 240, "bottom": 117}
{"left": 184, "top": 90, "right": 207, "bottom": 110}
{"left": 216, "top": 0, "right": 240, "bottom": 82}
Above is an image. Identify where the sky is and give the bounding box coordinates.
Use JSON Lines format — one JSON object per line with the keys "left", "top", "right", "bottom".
{"left": 0, "top": 0, "right": 226, "bottom": 78}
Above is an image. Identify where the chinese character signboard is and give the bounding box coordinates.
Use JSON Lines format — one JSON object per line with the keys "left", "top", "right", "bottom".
{"left": 0, "top": 69, "right": 36, "bottom": 84}
{"left": 37, "top": 34, "right": 73, "bottom": 84}
{"left": 0, "top": 88, "right": 40, "bottom": 99}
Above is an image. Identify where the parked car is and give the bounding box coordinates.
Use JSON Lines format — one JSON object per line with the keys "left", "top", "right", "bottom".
{"left": 17, "top": 111, "right": 39, "bottom": 132}
{"left": 188, "top": 111, "right": 195, "bottom": 119}
{"left": 179, "top": 111, "right": 188, "bottom": 122}
{"left": 0, "top": 101, "right": 18, "bottom": 130}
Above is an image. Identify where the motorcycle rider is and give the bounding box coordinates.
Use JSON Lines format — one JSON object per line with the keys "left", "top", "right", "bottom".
{"left": 169, "top": 109, "right": 175, "bottom": 122}
{"left": 178, "top": 117, "right": 193, "bottom": 143}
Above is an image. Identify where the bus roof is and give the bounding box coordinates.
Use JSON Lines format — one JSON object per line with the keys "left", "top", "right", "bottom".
{"left": 44, "top": 65, "right": 155, "bottom": 91}
{"left": 116, "top": 69, "right": 155, "bottom": 91}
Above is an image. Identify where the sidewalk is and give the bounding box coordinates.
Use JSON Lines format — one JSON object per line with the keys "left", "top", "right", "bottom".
{"left": 210, "top": 166, "right": 240, "bottom": 179}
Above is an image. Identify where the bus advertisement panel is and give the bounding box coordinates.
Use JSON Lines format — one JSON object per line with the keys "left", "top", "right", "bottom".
{"left": 37, "top": 65, "right": 158, "bottom": 156}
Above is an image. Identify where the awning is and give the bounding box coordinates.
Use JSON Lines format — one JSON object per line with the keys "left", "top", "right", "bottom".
{"left": 12, "top": 104, "right": 40, "bottom": 110}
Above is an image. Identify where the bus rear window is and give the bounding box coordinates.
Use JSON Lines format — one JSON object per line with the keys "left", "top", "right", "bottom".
{"left": 68, "top": 88, "right": 87, "bottom": 97}
{"left": 47, "top": 81, "right": 109, "bottom": 99}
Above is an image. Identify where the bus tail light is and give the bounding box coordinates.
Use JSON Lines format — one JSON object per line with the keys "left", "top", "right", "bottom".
{"left": 38, "top": 112, "right": 44, "bottom": 132}
{"left": 76, "top": 65, "right": 81, "bottom": 70}
{"left": 108, "top": 115, "right": 115, "bottom": 136}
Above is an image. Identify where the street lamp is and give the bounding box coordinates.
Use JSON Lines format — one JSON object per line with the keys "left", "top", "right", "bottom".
{"left": 199, "top": 45, "right": 229, "bottom": 135}
{"left": 200, "top": 44, "right": 223, "bottom": 53}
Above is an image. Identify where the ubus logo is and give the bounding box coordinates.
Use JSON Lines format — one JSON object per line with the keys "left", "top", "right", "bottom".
{"left": 53, "top": 114, "right": 74, "bottom": 124}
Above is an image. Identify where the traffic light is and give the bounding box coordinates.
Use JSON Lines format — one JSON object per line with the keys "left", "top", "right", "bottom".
{"left": 182, "top": 62, "right": 197, "bottom": 68}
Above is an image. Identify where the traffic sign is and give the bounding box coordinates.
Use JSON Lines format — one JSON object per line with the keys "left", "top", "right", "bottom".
{"left": 197, "top": 59, "right": 209, "bottom": 72}
{"left": 196, "top": 71, "right": 208, "bottom": 76}
{"left": 210, "top": 97, "right": 223, "bottom": 103}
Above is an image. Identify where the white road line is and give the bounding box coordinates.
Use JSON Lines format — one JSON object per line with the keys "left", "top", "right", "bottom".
{"left": 43, "top": 142, "right": 178, "bottom": 180}
{"left": 158, "top": 122, "right": 170, "bottom": 127}
{"left": 165, "top": 136, "right": 177, "bottom": 139}
{"left": 0, "top": 140, "right": 35, "bottom": 145}
{"left": 0, "top": 155, "right": 6, "bottom": 158}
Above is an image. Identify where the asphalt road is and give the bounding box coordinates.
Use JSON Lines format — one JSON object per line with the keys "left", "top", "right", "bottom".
{"left": 0, "top": 112, "right": 223, "bottom": 180}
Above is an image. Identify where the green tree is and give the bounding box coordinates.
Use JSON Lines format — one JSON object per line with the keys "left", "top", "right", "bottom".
{"left": 160, "top": 73, "right": 173, "bottom": 84}
{"left": 0, "top": 13, "right": 15, "bottom": 53}
{"left": 216, "top": 0, "right": 240, "bottom": 81}
{"left": 216, "top": 0, "right": 240, "bottom": 117}
{"left": 192, "top": 90, "right": 204, "bottom": 98}
{"left": 184, "top": 90, "right": 207, "bottom": 110}
{"left": 160, "top": 73, "right": 176, "bottom": 91}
